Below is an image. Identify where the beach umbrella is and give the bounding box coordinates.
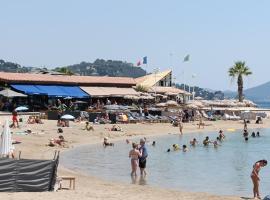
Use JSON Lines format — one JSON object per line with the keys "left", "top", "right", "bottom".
{"left": 61, "top": 114, "right": 75, "bottom": 120}
{"left": 15, "top": 106, "right": 28, "bottom": 111}
{"left": 0, "top": 120, "right": 12, "bottom": 157}
{"left": 74, "top": 100, "right": 88, "bottom": 104}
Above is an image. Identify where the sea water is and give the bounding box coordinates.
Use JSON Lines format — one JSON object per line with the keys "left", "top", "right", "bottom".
{"left": 61, "top": 129, "right": 270, "bottom": 196}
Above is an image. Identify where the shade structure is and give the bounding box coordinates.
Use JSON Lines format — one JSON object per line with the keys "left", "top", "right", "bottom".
{"left": 0, "top": 120, "right": 12, "bottom": 157}
{"left": 15, "top": 106, "right": 28, "bottom": 111}
{"left": 80, "top": 87, "right": 139, "bottom": 97}
{"left": 11, "top": 84, "right": 89, "bottom": 98}
{"left": 61, "top": 114, "right": 75, "bottom": 120}
{"left": 0, "top": 89, "right": 27, "bottom": 97}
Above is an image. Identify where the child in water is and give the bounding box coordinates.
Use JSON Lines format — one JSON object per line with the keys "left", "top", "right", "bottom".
{"left": 251, "top": 132, "right": 256, "bottom": 137}
{"left": 182, "top": 145, "right": 188, "bottom": 152}
{"left": 172, "top": 144, "right": 180, "bottom": 151}
{"left": 257, "top": 132, "right": 260, "bottom": 137}
{"left": 103, "top": 137, "right": 114, "bottom": 147}
{"left": 218, "top": 130, "right": 225, "bottom": 140}
{"left": 190, "top": 138, "right": 198, "bottom": 146}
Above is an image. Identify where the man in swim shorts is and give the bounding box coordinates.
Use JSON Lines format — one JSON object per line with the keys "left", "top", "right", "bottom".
{"left": 139, "top": 138, "right": 148, "bottom": 176}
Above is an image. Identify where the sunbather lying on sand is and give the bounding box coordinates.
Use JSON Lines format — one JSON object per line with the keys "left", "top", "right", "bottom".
{"left": 48, "top": 135, "right": 67, "bottom": 147}
{"left": 84, "top": 122, "right": 94, "bottom": 131}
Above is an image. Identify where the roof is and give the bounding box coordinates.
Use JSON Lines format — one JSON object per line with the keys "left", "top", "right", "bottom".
{"left": 80, "top": 87, "right": 139, "bottom": 97}
{"left": 135, "top": 69, "right": 172, "bottom": 88}
{"left": 0, "top": 88, "right": 27, "bottom": 97}
{"left": 148, "top": 86, "right": 192, "bottom": 96}
{"left": 0, "top": 72, "right": 136, "bottom": 87}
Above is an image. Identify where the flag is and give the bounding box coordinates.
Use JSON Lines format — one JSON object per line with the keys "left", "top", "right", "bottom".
{"left": 183, "top": 54, "right": 190, "bottom": 62}
{"left": 143, "top": 56, "right": 147, "bottom": 64}
{"left": 136, "top": 60, "right": 141, "bottom": 66}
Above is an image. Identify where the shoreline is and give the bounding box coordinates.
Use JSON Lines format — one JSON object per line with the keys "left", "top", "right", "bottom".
{"left": 1, "top": 119, "right": 269, "bottom": 199}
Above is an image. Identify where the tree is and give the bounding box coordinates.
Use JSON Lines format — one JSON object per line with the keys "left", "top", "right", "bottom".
{"left": 228, "top": 61, "right": 252, "bottom": 102}
{"left": 55, "top": 67, "right": 74, "bottom": 75}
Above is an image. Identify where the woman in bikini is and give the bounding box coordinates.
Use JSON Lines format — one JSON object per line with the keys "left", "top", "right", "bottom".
{"left": 251, "top": 160, "right": 267, "bottom": 199}
{"left": 129, "top": 143, "right": 142, "bottom": 176}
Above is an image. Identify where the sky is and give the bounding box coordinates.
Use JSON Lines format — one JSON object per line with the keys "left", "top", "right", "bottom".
{"left": 1, "top": 0, "right": 270, "bottom": 91}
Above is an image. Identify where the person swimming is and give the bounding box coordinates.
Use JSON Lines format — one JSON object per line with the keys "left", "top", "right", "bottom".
{"left": 251, "top": 132, "right": 256, "bottom": 137}
{"left": 257, "top": 132, "right": 260, "bottom": 137}
{"left": 172, "top": 144, "right": 180, "bottom": 151}
{"left": 190, "top": 138, "right": 198, "bottom": 146}
{"left": 245, "top": 137, "right": 249, "bottom": 142}
{"left": 182, "top": 145, "right": 188, "bottom": 152}
{"left": 216, "top": 137, "right": 221, "bottom": 142}
{"left": 103, "top": 137, "right": 114, "bottom": 147}
{"left": 203, "top": 136, "right": 210, "bottom": 146}
{"left": 152, "top": 141, "right": 156, "bottom": 146}
{"left": 213, "top": 140, "right": 219, "bottom": 148}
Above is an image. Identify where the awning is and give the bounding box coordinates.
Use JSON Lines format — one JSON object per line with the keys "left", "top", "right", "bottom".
{"left": 0, "top": 89, "right": 27, "bottom": 97}
{"left": 11, "top": 84, "right": 89, "bottom": 98}
{"left": 80, "top": 87, "right": 139, "bottom": 97}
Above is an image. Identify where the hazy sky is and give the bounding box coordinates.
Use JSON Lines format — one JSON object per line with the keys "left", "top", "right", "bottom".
{"left": 1, "top": 0, "right": 270, "bottom": 91}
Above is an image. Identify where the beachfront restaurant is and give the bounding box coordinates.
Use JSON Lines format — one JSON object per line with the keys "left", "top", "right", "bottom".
{"left": 0, "top": 72, "right": 137, "bottom": 113}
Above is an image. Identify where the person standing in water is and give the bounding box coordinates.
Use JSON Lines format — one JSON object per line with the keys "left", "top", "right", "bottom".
{"left": 139, "top": 138, "right": 148, "bottom": 176}
{"left": 244, "top": 119, "right": 248, "bottom": 130}
{"left": 251, "top": 160, "right": 267, "bottom": 199}
{"left": 178, "top": 117, "right": 183, "bottom": 134}
{"left": 129, "top": 143, "right": 142, "bottom": 176}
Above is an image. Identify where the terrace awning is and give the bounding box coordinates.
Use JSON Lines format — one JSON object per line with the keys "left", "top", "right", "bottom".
{"left": 11, "top": 84, "right": 89, "bottom": 98}
{"left": 80, "top": 87, "right": 139, "bottom": 97}
{"left": 0, "top": 89, "right": 27, "bottom": 97}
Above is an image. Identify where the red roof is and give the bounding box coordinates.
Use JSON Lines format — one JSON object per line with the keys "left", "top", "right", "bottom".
{"left": 0, "top": 72, "right": 136, "bottom": 86}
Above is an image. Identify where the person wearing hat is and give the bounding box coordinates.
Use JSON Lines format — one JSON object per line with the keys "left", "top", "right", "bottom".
{"left": 139, "top": 138, "right": 148, "bottom": 176}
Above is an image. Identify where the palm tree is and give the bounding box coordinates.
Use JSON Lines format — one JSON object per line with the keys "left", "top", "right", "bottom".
{"left": 228, "top": 61, "right": 252, "bottom": 102}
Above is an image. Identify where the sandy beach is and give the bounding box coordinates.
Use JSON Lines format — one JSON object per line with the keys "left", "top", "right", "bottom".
{"left": 0, "top": 117, "right": 269, "bottom": 200}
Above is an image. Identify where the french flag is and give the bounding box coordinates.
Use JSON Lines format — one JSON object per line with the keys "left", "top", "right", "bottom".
{"left": 136, "top": 56, "right": 147, "bottom": 66}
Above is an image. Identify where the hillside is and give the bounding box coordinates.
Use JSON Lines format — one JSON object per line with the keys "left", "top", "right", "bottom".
{"left": 0, "top": 59, "right": 146, "bottom": 78}
{"left": 176, "top": 84, "right": 224, "bottom": 100}
{"left": 61, "top": 59, "right": 146, "bottom": 78}
{"left": 244, "top": 81, "right": 270, "bottom": 100}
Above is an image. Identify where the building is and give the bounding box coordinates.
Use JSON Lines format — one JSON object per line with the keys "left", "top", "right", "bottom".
{"left": 135, "top": 69, "right": 191, "bottom": 103}
{"left": 0, "top": 72, "right": 139, "bottom": 111}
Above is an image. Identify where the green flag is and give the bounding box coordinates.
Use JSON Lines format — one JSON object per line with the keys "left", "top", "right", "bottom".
{"left": 183, "top": 54, "right": 190, "bottom": 62}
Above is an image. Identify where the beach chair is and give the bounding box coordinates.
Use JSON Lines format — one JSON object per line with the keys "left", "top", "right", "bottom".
{"left": 201, "top": 111, "right": 213, "bottom": 120}
{"left": 232, "top": 112, "right": 240, "bottom": 120}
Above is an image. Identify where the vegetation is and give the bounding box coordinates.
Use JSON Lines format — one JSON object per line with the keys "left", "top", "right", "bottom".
{"left": 63, "top": 59, "right": 146, "bottom": 78}
{"left": 176, "top": 84, "right": 224, "bottom": 100}
{"left": 54, "top": 67, "right": 74, "bottom": 75}
{"left": 228, "top": 61, "right": 252, "bottom": 102}
{"left": 0, "top": 59, "right": 147, "bottom": 78}
{"left": 135, "top": 85, "right": 148, "bottom": 93}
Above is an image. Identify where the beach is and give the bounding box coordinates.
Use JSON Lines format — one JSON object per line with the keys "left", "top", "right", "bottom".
{"left": 0, "top": 118, "right": 269, "bottom": 200}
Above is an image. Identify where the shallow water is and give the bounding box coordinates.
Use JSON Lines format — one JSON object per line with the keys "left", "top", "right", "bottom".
{"left": 61, "top": 128, "right": 270, "bottom": 196}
